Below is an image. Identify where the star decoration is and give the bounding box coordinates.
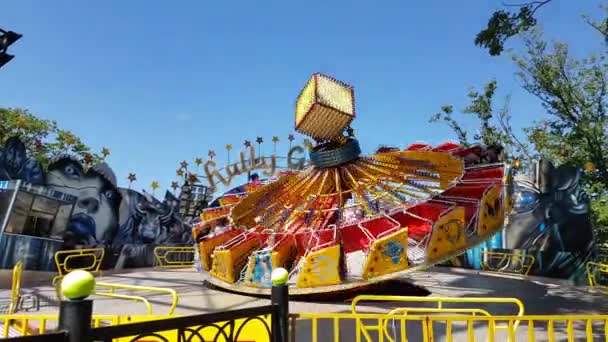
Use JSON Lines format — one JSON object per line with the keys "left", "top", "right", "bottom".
{"left": 226, "top": 144, "right": 233, "bottom": 151}
{"left": 272, "top": 136, "right": 279, "bottom": 143}
{"left": 195, "top": 158, "right": 203, "bottom": 166}
{"left": 585, "top": 162, "right": 595, "bottom": 172}
{"left": 171, "top": 181, "right": 179, "bottom": 190}
{"left": 244, "top": 140, "right": 252, "bottom": 147}
{"left": 208, "top": 150, "right": 216, "bottom": 159}
{"left": 101, "top": 147, "right": 110, "bottom": 157}
{"left": 176, "top": 169, "right": 184, "bottom": 177}
{"left": 151, "top": 181, "right": 159, "bottom": 190}
{"left": 127, "top": 173, "right": 137, "bottom": 182}
{"left": 256, "top": 137, "right": 264, "bottom": 144}
{"left": 180, "top": 160, "right": 189, "bottom": 169}
{"left": 288, "top": 134, "right": 295, "bottom": 142}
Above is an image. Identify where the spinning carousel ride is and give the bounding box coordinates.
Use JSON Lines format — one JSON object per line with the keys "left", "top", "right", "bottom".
{"left": 193, "top": 73, "right": 514, "bottom": 295}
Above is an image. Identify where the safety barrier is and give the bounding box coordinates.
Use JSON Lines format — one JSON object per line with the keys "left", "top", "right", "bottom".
{"left": 95, "top": 282, "right": 179, "bottom": 315}
{"left": 587, "top": 261, "right": 608, "bottom": 294}
{"left": 351, "top": 295, "right": 525, "bottom": 332}
{"left": 291, "top": 313, "right": 608, "bottom": 342}
{"left": 481, "top": 250, "right": 535, "bottom": 275}
{"left": 1, "top": 282, "right": 288, "bottom": 342}
{"left": 153, "top": 246, "right": 195, "bottom": 268}
{"left": 1, "top": 314, "right": 117, "bottom": 338}
{"left": 52, "top": 248, "right": 105, "bottom": 299}
{"left": 9, "top": 261, "right": 23, "bottom": 315}
{"left": 5, "top": 312, "right": 608, "bottom": 341}
{"left": 1, "top": 311, "right": 271, "bottom": 341}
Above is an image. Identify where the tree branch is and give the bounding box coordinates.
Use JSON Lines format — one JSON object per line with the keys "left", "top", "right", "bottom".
{"left": 502, "top": 0, "right": 554, "bottom": 17}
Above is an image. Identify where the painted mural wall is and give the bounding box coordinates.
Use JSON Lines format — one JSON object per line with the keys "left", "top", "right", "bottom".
{"left": 450, "top": 158, "right": 596, "bottom": 282}
{"left": 0, "top": 136, "right": 195, "bottom": 271}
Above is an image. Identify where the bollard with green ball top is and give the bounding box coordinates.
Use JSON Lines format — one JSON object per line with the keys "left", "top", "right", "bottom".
{"left": 58, "top": 270, "right": 96, "bottom": 342}
{"left": 271, "top": 267, "right": 289, "bottom": 342}
{"left": 61, "top": 270, "right": 96, "bottom": 300}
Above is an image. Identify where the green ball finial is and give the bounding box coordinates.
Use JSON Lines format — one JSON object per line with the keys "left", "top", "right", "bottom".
{"left": 271, "top": 267, "right": 289, "bottom": 286}
{"left": 61, "top": 270, "right": 96, "bottom": 300}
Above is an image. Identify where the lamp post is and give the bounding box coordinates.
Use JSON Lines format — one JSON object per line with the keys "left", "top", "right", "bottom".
{"left": 0, "top": 28, "right": 22, "bottom": 69}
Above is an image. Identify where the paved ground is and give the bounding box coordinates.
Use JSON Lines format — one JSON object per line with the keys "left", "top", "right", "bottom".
{"left": 1, "top": 266, "right": 607, "bottom": 340}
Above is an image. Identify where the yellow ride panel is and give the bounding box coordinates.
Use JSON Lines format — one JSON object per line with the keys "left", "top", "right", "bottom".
{"left": 199, "top": 231, "right": 239, "bottom": 271}
{"left": 210, "top": 238, "right": 260, "bottom": 283}
{"left": 477, "top": 185, "right": 504, "bottom": 237}
{"left": 362, "top": 228, "right": 409, "bottom": 279}
{"left": 426, "top": 207, "right": 467, "bottom": 261}
{"left": 296, "top": 245, "right": 342, "bottom": 288}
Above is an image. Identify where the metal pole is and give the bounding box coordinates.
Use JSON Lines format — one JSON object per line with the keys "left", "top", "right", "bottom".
{"left": 58, "top": 299, "right": 93, "bottom": 342}
{"left": 271, "top": 283, "right": 289, "bottom": 342}
{"left": 0, "top": 179, "right": 22, "bottom": 249}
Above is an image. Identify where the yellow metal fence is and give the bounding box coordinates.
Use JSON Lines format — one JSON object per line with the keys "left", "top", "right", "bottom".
{"left": 9, "top": 261, "right": 23, "bottom": 315}
{"left": 153, "top": 246, "right": 195, "bottom": 268}
{"left": 292, "top": 313, "right": 608, "bottom": 342}
{"left": 481, "top": 251, "right": 536, "bottom": 275}
{"left": 587, "top": 261, "right": 608, "bottom": 294}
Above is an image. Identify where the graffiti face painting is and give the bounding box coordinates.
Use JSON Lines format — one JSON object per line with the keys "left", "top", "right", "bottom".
{"left": 46, "top": 156, "right": 122, "bottom": 245}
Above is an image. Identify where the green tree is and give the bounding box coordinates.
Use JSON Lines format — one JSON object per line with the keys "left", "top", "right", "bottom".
{"left": 438, "top": 6, "right": 608, "bottom": 245}
{"left": 514, "top": 28, "right": 608, "bottom": 242}
{"left": 476, "top": 1, "right": 608, "bottom": 56}
{"left": 430, "top": 80, "right": 531, "bottom": 161}
{"left": 0, "top": 107, "right": 102, "bottom": 168}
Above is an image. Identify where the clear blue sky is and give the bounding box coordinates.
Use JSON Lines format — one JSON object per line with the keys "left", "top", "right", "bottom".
{"left": 1, "top": 0, "right": 605, "bottom": 196}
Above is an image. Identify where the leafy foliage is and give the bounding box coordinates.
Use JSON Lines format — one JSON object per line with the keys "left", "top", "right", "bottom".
{"left": 438, "top": 3, "right": 608, "bottom": 245}
{"left": 0, "top": 107, "right": 102, "bottom": 168}
{"left": 475, "top": 1, "right": 556, "bottom": 56}
{"left": 430, "top": 80, "right": 531, "bottom": 161}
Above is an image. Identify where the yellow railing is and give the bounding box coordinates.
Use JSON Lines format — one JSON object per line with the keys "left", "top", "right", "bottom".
{"left": 1, "top": 314, "right": 117, "bottom": 338}
{"left": 481, "top": 251, "right": 536, "bottom": 275}
{"left": 95, "top": 282, "right": 179, "bottom": 315}
{"left": 9, "top": 261, "right": 23, "bottom": 315}
{"left": 54, "top": 248, "right": 105, "bottom": 276}
{"left": 153, "top": 246, "right": 195, "bottom": 268}
{"left": 293, "top": 313, "right": 608, "bottom": 342}
{"left": 1, "top": 314, "right": 269, "bottom": 341}
{"left": 3, "top": 312, "right": 608, "bottom": 341}
{"left": 52, "top": 248, "right": 105, "bottom": 299}
{"left": 53, "top": 281, "right": 178, "bottom": 315}
{"left": 587, "top": 261, "right": 608, "bottom": 294}
{"left": 351, "top": 295, "right": 525, "bottom": 332}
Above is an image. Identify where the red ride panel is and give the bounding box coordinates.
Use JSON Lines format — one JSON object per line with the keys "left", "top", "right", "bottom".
{"left": 440, "top": 184, "right": 488, "bottom": 199}
{"left": 461, "top": 167, "right": 504, "bottom": 181}
{"left": 390, "top": 210, "right": 432, "bottom": 241}
{"left": 407, "top": 202, "right": 450, "bottom": 221}
{"left": 405, "top": 143, "right": 432, "bottom": 151}
{"left": 432, "top": 142, "right": 463, "bottom": 153}
{"left": 359, "top": 217, "right": 399, "bottom": 238}
{"left": 341, "top": 224, "right": 373, "bottom": 253}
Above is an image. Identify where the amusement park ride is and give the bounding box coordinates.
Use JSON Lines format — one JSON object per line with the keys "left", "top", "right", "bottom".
{"left": 193, "top": 73, "right": 515, "bottom": 296}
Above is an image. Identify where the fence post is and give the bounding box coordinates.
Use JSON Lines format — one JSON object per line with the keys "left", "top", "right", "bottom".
{"left": 271, "top": 268, "right": 289, "bottom": 342}
{"left": 57, "top": 270, "right": 96, "bottom": 342}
